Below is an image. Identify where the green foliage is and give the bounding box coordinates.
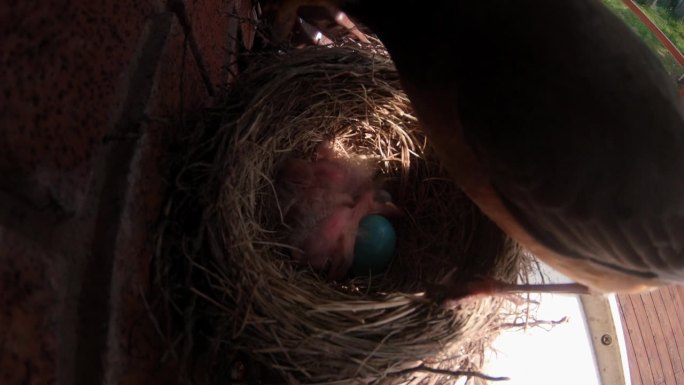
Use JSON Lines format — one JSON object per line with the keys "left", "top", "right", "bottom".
{"left": 602, "top": 0, "right": 684, "bottom": 80}
{"left": 643, "top": 5, "right": 684, "bottom": 47}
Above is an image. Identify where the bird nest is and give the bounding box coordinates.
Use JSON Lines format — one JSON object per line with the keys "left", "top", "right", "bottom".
{"left": 157, "top": 43, "right": 532, "bottom": 384}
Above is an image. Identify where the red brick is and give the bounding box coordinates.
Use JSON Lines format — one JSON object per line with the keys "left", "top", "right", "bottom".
{"left": 104, "top": 11, "right": 230, "bottom": 383}
{"left": 104, "top": 126, "right": 180, "bottom": 385}
{"left": 0, "top": 0, "right": 163, "bottom": 211}
{"left": 187, "top": 0, "right": 238, "bottom": 90}
{"left": 1, "top": 1, "right": 238, "bottom": 384}
{"left": 0, "top": 228, "right": 59, "bottom": 385}
{"left": 145, "top": 16, "right": 209, "bottom": 118}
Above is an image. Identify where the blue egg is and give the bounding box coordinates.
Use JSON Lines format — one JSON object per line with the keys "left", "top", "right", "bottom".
{"left": 352, "top": 215, "right": 397, "bottom": 276}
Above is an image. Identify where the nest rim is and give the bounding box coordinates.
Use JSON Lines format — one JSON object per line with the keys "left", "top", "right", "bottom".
{"left": 158, "top": 43, "right": 532, "bottom": 385}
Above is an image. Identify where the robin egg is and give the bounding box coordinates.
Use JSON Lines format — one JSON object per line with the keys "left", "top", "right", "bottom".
{"left": 352, "top": 214, "right": 397, "bottom": 276}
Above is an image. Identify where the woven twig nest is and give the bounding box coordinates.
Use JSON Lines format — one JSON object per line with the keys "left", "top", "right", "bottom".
{"left": 160, "top": 43, "right": 529, "bottom": 384}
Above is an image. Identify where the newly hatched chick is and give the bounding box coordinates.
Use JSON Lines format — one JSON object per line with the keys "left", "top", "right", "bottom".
{"left": 278, "top": 142, "right": 400, "bottom": 279}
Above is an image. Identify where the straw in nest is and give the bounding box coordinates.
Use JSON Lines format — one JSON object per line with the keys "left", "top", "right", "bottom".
{"left": 159, "top": 43, "right": 532, "bottom": 384}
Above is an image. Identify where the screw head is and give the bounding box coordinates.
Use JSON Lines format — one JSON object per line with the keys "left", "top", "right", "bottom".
{"left": 601, "top": 334, "right": 613, "bottom": 345}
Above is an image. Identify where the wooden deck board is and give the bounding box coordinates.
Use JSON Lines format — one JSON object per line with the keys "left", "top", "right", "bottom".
{"left": 619, "top": 293, "right": 656, "bottom": 385}
{"left": 673, "top": 287, "right": 684, "bottom": 331}
{"left": 619, "top": 297, "right": 646, "bottom": 385}
{"left": 617, "top": 287, "right": 684, "bottom": 385}
{"left": 662, "top": 287, "right": 684, "bottom": 369}
{"left": 652, "top": 290, "right": 684, "bottom": 385}
{"left": 633, "top": 294, "right": 666, "bottom": 384}
{"left": 642, "top": 292, "right": 678, "bottom": 385}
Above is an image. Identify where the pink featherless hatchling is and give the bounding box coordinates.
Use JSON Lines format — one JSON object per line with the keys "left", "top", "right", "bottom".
{"left": 278, "top": 141, "right": 401, "bottom": 280}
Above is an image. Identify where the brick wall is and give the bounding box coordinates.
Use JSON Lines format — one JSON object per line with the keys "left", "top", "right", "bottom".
{"left": 0, "top": 0, "right": 241, "bottom": 383}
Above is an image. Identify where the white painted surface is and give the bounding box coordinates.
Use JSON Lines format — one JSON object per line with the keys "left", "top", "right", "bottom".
{"left": 476, "top": 293, "right": 601, "bottom": 385}
{"left": 454, "top": 262, "right": 629, "bottom": 385}
{"left": 608, "top": 294, "right": 632, "bottom": 385}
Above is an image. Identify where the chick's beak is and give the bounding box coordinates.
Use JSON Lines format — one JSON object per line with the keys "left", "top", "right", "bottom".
{"left": 266, "top": 0, "right": 343, "bottom": 42}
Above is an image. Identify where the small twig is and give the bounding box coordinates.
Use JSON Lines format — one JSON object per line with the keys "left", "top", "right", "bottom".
{"left": 139, "top": 286, "right": 182, "bottom": 363}
{"left": 502, "top": 316, "right": 569, "bottom": 329}
{"left": 392, "top": 364, "right": 510, "bottom": 382}
{"left": 168, "top": 0, "right": 216, "bottom": 96}
{"left": 139, "top": 286, "right": 167, "bottom": 344}
{"left": 496, "top": 282, "right": 591, "bottom": 295}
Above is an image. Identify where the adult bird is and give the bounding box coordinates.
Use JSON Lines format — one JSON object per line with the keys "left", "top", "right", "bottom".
{"left": 268, "top": 0, "right": 684, "bottom": 295}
